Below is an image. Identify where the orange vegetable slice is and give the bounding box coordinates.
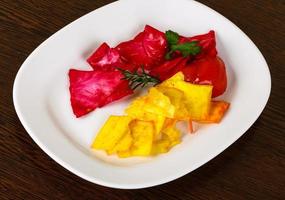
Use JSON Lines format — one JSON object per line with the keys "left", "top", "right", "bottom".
{"left": 197, "top": 101, "right": 230, "bottom": 123}
{"left": 188, "top": 120, "right": 194, "bottom": 133}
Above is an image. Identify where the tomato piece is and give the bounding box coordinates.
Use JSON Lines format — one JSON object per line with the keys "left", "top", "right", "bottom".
{"left": 179, "top": 30, "right": 217, "bottom": 59}
{"left": 150, "top": 57, "right": 187, "bottom": 81}
{"left": 182, "top": 56, "right": 227, "bottom": 97}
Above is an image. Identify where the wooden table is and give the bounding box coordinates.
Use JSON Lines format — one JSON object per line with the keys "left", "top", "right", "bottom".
{"left": 1, "top": 0, "right": 284, "bottom": 199}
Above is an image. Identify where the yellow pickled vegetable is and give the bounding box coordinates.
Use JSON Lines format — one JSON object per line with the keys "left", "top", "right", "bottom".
{"left": 162, "top": 126, "right": 181, "bottom": 147}
{"left": 139, "top": 113, "right": 164, "bottom": 140}
{"left": 158, "top": 72, "right": 212, "bottom": 120}
{"left": 107, "top": 130, "right": 133, "bottom": 155}
{"left": 91, "top": 116, "right": 132, "bottom": 151}
{"left": 157, "top": 86, "right": 189, "bottom": 120}
{"left": 151, "top": 127, "right": 181, "bottom": 155}
{"left": 151, "top": 134, "right": 171, "bottom": 155}
{"left": 117, "top": 150, "right": 132, "bottom": 158}
{"left": 129, "top": 120, "right": 154, "bottom": 156}
{"left": 125, "top": 110, "right": 165, "bottom": 140}
{"left": 91, "top": 72, "right": 229, "bottom": 158}
{"left": 125, "top": 88, "right": 175, "bottom": 118}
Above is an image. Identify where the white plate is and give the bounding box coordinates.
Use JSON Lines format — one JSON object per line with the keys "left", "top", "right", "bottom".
{"left": 13, "top": 0, "right": 271, "bottom": 189}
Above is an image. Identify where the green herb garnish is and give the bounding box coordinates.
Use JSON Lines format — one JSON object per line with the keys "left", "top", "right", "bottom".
{"left": 117, "top": 67, "right": 160, "bottom": 90}
{"left": 165, "top": 30, "right": 201, "bottom": 60}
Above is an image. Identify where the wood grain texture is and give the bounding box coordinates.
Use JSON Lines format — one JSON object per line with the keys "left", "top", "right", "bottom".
{"left": 0, "top": 0, "right": 284, "bottom": 199}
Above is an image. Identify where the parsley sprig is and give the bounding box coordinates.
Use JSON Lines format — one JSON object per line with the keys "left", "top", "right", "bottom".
{"left": 165, "top": 30, "right": 201, "bottom": 60}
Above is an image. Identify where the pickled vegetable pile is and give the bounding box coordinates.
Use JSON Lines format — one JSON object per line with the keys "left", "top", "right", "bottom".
{"left": 92, "top": 73, "right": 229, "bottom": 157}
{"left": 67, "top": 25, "right": 230, "bottom": 157}
{"left": 68, "top": 25, "right": 227, "bottom": 117}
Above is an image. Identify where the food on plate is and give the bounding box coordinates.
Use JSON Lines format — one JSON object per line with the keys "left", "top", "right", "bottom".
{"left": 198, "top": 101, "right": 230, "bottom": 123}
{"left": 182, "top": 56, "right": 227, "bottom": 97}
{"left": 157, "top": 72, "right": 213, "bottom": 120}
{"left": 91, "top": 72, "right": 229, "bottom": 157}
{"left": 67, "top": 24, "right": 230, "bottom": 157}
{"left": 68, "top": 25, "right": 227, "bottom": 118}
{"left": 178, "top": 30, "right": 217, "bottom": 58}
{"left": 91, "top": 116, "right": 132, "bottom": 151}
{"left": 116, "top": 25, "right": 167, "bottom": 70}
{"left": 69, "top": 69, "right": 132, "bottom": 117}
{"left": 87, "top": 42, "right": 136, "bottom": 72}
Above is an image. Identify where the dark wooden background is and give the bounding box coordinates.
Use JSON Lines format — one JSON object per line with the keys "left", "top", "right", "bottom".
{"left": 1, "top": 0, "right": 284, "bottom": 199}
